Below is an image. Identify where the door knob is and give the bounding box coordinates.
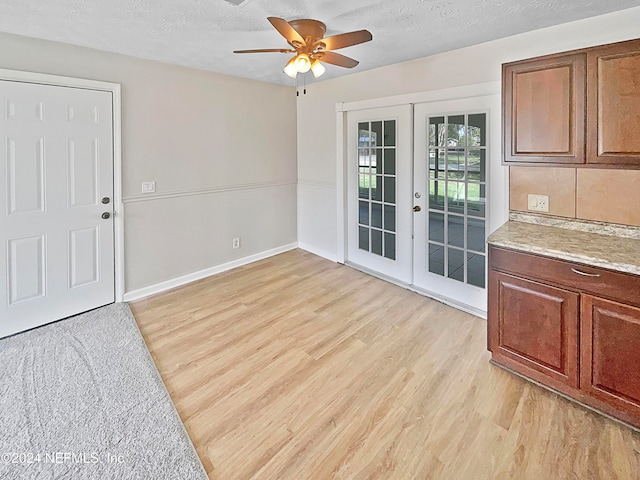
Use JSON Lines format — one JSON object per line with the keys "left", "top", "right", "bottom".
{"left": 413, "top": 205, "right": 421, "bottom": 212}
{"left": 102, "top": 197, "right": 111, "bottom": 204}
{"left": 102, "top": 212, "right": 111, "bottom": 219}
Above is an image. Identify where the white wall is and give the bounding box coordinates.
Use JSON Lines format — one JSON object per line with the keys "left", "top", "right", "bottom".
{"left": 297, "top": 6, "right": 640, "bottom": 260}
{"left": 0, "top": 31, "right": 298, "bottom": 296}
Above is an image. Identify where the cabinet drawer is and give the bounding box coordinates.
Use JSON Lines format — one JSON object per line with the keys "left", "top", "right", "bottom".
{"left": 490, "top": 246, "right": 640, "bottom": 307}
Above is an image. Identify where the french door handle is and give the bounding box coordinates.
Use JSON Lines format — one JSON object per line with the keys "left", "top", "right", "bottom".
{"left": 413, "top": 205, "right": 421, "bottom": 212}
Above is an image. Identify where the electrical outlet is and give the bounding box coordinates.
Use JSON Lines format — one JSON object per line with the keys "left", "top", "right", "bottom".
{"left": 232, "top": 237, "right": 241, "bottom": 249}
{"left": 141, "top": 181, "right": 156, "bottom": 194}
{"left": 527, "top": 194, "right": 549, "bottom": 213}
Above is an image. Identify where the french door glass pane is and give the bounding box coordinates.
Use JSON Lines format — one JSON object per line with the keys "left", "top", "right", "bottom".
{"left": 429, "top": 116, "right": 445, "bottom": 146}
{"left": 371, "top": 203, "right": 382, "bottom": 229}
{"left": 467, "top": 219, "right": 486, "bottom": 253}
{"left": 447, "top": 215, "right": 465, "bottom": 248}
{"left": 372, "top": 229, "right": 383, "bottom": 255}
{"left": 426, "top": 113, "right": 487, "bottom": 288}
{"left": 467, "top": 253, "right": 486, "bottom": 288}
{"left": 429, "top": 180, "right": 445, "bottom": 211}
{"left": 447, "top": 247, "right": 464, "bottom": 281}
{"left": 359, "top": 226, "right": 369, "bottom": 250}
{"left": 384, "top": 120, "right": 396, "bottom": 146}
{"left": 384, "top": 205, "right": 396, "bottom": 232}
{"left": 384, "top": 232, "right": 396, "bottom": 260}
{"left": 372, "top": 176, "right": 382, "bottom": 201}
{"left": 357, "top": 119, "right": 397, "bottom": 261}
{"left": 429, "top": 212, "right": 444, "bottom": 243}
{"left": 359, "top": 200, "right": 369, "bottom": 225}
{"left": 384, "top": 149, "right": 396, "bottom": 174}
{"left": 429, "top": 244, "right": 444, "bottom": 275}
{"left": 371, "top": 122, "right": 382, "bottom": 146}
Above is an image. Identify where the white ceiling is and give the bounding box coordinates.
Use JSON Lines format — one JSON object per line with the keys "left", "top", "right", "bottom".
{"left": 0, "top": 0, "right": 637, "bottom": 85}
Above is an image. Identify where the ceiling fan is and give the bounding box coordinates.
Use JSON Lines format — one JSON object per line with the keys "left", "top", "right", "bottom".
{"left": 233, "top": 17, "right": 373, "bottom": 79}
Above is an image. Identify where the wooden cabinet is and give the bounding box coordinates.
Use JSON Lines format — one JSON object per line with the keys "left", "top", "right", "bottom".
{"left": 503, "top": 38, "right": 640, "bottom": 167}
{"left": 581, "top": 296, "right": 640, "bottom": 415}
{"left": 503, "top": 54, "right": 585, "bottom": 164}
{"left": 489, "top": 271, "right": 579, "bottom": 389}
{"left": 587, "top": 41, "right": 640, "bottom": 166}
{"left": 488, "top": 245, "right": 640, "bottom": 428}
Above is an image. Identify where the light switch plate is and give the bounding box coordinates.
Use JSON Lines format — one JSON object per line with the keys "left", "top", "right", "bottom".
{"left": 141, "top": 181, "right": 156, "bottom": 194}
{"left": 527, "top": 194, "right": 549, "bottom": 212}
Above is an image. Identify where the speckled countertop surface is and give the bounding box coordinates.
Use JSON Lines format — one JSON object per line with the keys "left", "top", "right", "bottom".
{"left": 488, "top": 214, "right": 640, "bottom": 275}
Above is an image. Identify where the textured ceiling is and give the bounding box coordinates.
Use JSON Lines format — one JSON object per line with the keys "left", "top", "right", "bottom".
{"left": 0, "top": 0, "right": 638, "bottom": 85}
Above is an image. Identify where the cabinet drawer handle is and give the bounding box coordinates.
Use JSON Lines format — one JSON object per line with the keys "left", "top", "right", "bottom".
{"left": 571, "top": 268, "right": 600, "bottom": 278}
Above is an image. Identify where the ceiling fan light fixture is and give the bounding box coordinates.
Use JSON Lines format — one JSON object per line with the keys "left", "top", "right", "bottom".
{"left": 294, "top": 53, "right": 311, "bottom": 73}
{"left": 234, "top": 17, "right": 373, "bottom": 80}
{"left": 283, "top": 57, "right": 298, "bottom": 78}
{"left": 310, "top": 59, "right": 326, "bottom": 78}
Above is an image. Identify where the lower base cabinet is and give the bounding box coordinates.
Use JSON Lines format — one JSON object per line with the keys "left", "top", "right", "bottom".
{"left": 488, "top": 245, "right": 640, "bottom": 429}
{"left": 581, "top": 296, "right": 640, "bottom": 419}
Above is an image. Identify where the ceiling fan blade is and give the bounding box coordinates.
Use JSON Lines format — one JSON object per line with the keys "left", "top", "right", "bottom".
{"left": 315, "top": 30, "right": 372, "bottom": 51}
{"left": 233, "top": 48, "right": 294, "bottom": 54}
{"left": 267, "top": 17, "right": 306, "bottom": 47}
{"left": 315, "top": 51, "right": 359, "bottom": 68}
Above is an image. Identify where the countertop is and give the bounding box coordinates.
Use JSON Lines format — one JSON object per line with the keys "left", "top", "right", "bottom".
{"left": 487, "top": 214, "right": 640, "bottom": 275}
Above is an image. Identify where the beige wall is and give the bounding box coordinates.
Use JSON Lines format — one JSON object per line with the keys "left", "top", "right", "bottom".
{"left": 0, "top": 32, "right": 298, "bottom": 294}
{"left": 511, "top": 166, "right": 640, "bottom": 226}
{"left": 297, "top": 6, "right": 640, "bottom": 258}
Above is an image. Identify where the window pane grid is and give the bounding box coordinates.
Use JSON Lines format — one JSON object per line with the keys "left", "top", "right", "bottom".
{"left": 426, "top": 113, "right": 487, "bottom": 288}
{"left": 357, "top": 120, "right": 397, "bottom": 261}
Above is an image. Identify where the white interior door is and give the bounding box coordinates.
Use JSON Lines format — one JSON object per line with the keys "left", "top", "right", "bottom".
{"left": 346, "top": 105, "right": 412, "bottom": 283}
{"left": 413, "top": 98, "right": 496, "bottom": 313}
{"left": 0, "top": 80, "right": 115, "bottom": 338}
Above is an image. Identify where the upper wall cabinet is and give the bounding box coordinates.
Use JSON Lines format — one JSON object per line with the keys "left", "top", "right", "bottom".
{"left": 503, "top": 38, "right": 640, "bottom": 167}
{"left": 503, "top": 53, "right": 586, "bottom": 165}
{"left": 587, "top": 40, "right": 640, "bottom": 166}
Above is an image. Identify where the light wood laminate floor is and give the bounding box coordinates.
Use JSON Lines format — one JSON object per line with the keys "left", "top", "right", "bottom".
{"left": 131, "top": 249, "right": 640, "bottom": 479}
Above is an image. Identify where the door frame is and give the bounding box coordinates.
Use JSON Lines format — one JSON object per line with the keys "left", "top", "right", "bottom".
{"left": 336, "top": 81, "right": 506, "bottom": 317}
{"left": 0, "top": 68, "right": 124, "bottom": 302}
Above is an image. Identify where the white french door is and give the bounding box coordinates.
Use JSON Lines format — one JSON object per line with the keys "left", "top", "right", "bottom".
{"left": 413, "top": 99, "right": 491, "bottom": 312}
{"left": 345, "top": 95, "right": 500, "bottom": 314}
{"left": 0, "top": 80, "right": 115, "bottom": 338}
{"left": 346, "top": 105, "right": 412, "bottom": 283}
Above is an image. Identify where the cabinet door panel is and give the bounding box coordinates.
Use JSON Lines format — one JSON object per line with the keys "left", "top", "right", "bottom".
{"left": 503, "top": 54, "right": 586, "bottom": 164}
{"left": 581, "top": 296, "right": 640, "bottom": 415}
{"left": 588, "top": 39, "right": 640, "bottom": 165}
{"left": 489, "top": 271, "right": 579, "bottom": 388}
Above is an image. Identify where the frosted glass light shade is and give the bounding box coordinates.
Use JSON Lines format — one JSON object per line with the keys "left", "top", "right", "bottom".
{"left": 283, "top": 57, "right": 298, "bottom": 78}
{"left": 294, "top": 54, "right": 311, "bottom": 73}
{"left": 311, "top": 60, "right": 326, "bottom": 78}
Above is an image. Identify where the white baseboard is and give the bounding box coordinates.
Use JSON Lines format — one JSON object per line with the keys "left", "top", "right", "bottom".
{"left": 297, "top": 242, "right": 338, "bottom": 263}
{"left": 123, "top": 243, "right": 298, "bottom": 302}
